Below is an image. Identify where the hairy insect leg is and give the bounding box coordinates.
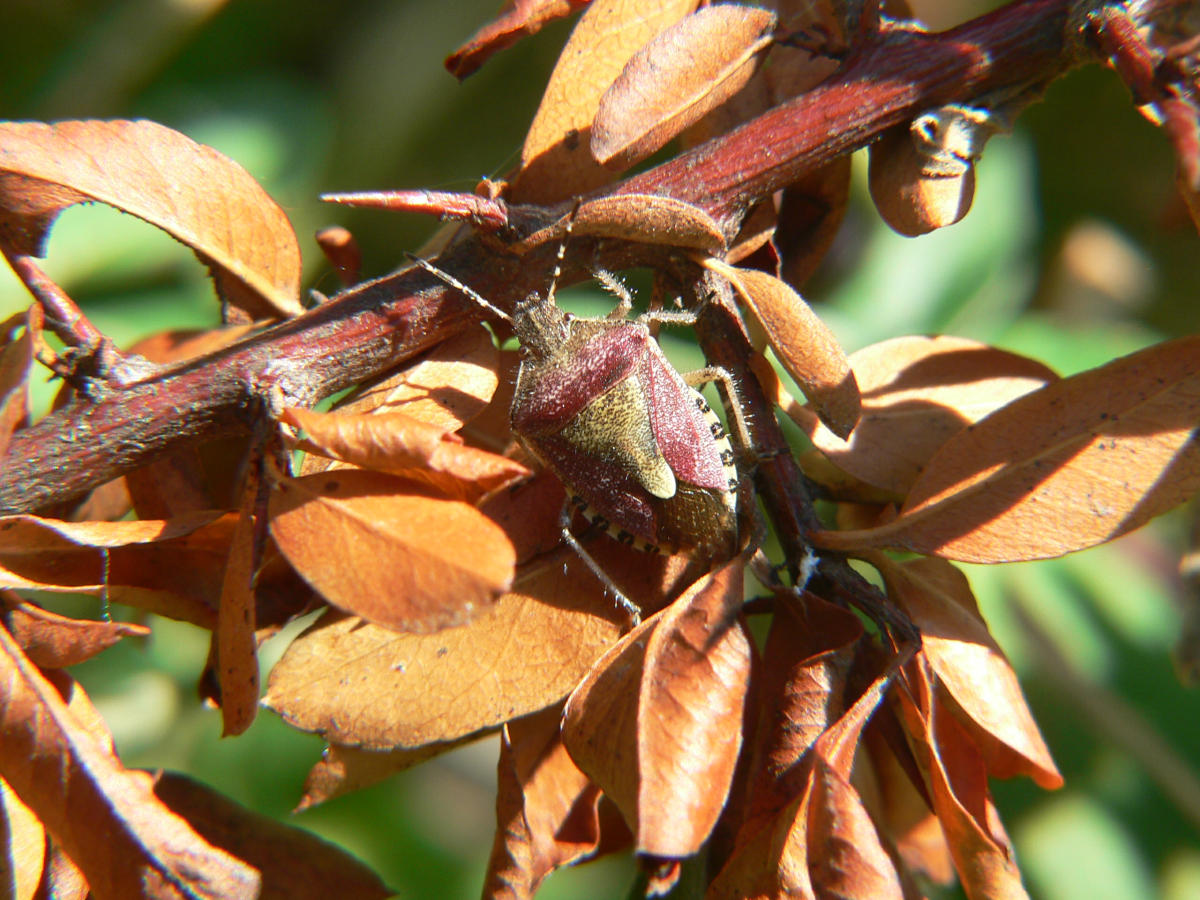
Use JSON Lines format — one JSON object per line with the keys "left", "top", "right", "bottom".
{"left": 557, "top": 499, "right": 642, "bottom": 627}
{"left": 592, "top": 267, "right": 634, "bottom": 319}
{"left": 682, "top": 364, "right": 754, "bottom": 466}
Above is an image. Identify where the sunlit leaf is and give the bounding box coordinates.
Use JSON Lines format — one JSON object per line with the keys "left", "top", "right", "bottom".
{"left": 591, "top": 4, "right": 775, "bottom": 169}
{"left": 0, "top": 119, "right": 302, "bottom": 320}
{"left": 813, "top": 336, "right": 1200, "bottom": 562}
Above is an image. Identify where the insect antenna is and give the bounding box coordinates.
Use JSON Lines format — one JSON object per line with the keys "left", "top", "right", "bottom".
{"left": 406, "top": 253, "right": 513, "bottom": 323}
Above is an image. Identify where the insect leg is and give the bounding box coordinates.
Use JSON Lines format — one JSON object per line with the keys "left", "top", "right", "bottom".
{"left": 557, "top": 499, "right": 642, "bottom": 627}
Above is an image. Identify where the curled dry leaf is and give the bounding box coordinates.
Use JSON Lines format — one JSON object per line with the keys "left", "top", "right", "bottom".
{"left": 151, "top": 771, "right": 393, "bottom": 900}
{"left": 0, "top": 510, "right": 223, "bottom": 592}
{"left": 774, "top": 156, "right": 854, "bottom": 288}
{"left": 483, "top": 705, "right": 605, "bottom": 899}
{"left": 896, "top": 657, "right": 1029, "bottom": 900}
{"left": 591, "top": 4, "right": 776, "bottom": 169}
{"left": 562, "top": 559, "right": 751, "bottom": 857}
{"left": 740, "top": 596, "right": 864, "bottom": 824}
{"left": 263, "top": 556, "right": 623, "bottom": 750}
{"left": 706, "top": 257, "right": 860, "bottom": 438}
{"left": 331, "top": 325, "right": 500, "bottom": 433}
{"left": 805, "top": 336, "right": 1059, "bottom": 496}
{"left": 0, "top": 630, "right": 260, "bottom": 899}
{"left": 39, "top": 838, "right": 87, "bottom": 900}
{"left": 215, "top": 470, "right": 261, "bottom": 738}
{"left": 0, "top": 120, "right": 302, "bottom": 320}
{"left": 0, "top": 307, "right": 35, "bottom": 461}
{"left": 515, "top": 193, "right": 727, "bottom": 255}
{"left": 446, "top": 0, "right": 591, "bottom": 79}
{"left": 298, "top": 735, "right": 484, "bottom": 810}
{"left": 283, "top": 406, "right": 529, "bottom": 501}
{"left": 1, "top": 591, "right": 149, "bottom": 668}
{"left": 0, "top": 774, "right": 44, "bottom": 900}
{"left": 813, "top": 336, "right": 1200, "bottom": 562}
{"left": 268, "top": 469, "right": 516, "bottom": 632}
{"left": 511, "top": 0, "right": 697, "bottom": 203}
{"left": 709, "top": 656, "right": 904, "bottom": 900}
{"left": 874, "top": 555, "right": 1062, "bottom": 789}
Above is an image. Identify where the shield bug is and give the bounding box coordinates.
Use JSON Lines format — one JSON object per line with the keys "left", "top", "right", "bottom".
{"left": 412, "top": 231, "right": 740, "bottom": 620}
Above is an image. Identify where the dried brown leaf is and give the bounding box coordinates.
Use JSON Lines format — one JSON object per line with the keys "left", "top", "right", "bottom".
{"left": 0, "top": 511, "right": 224, "bottom": 595}
{"left": 804, "top": 336, "right": 1058, "bottom": 496}
{"left": 708, "top": 259, "right": 860, "bottom": 438}
{"left": 332, "top": 325, "right": 500, "bottom": 433}
{"left": 284, "top": 406, "right": 529, "bottom": 501}
{"left": 36, "top": 838, "right": 88, "bottom": 900}
{"left": 864, "top": 732, "right": 955, "bottom": 886}
{"left": 483, "top": 705, "right": 604, "bottom": 899}
{"left": 0, "top": 307, "right": 35, "bottom": 461}
{"left": 895, "top": 658, "right": 1029, "bottom": 900}
{"left": 511, "top": 0, "right": 697, "bottom": 203}
{"left": 875, "top": 556, "right": 1061, "bottom": 789}
{"left": 268, "top": 470, "right": 516, "bottom": 632}
{"left": 0, "top": 631, "right": 260, "bottom": 899}
{"left": 446, "top": 0, "right": 591, "bottom": 79}
{"left": 1, "top": 774, "right": 44, "bottom": 900}
{"left": 515, "top": 193, "right": 728, "bottom": 254}
{"left": 0, "top": 120, "right": 302, "bottom": 320}
{"left": 814, "top": 336, "right": 1200, "bottom": 562}
{"left": 774, "top": 156, "right": 853, "bottom": 288}
{"left": 562, "top": 559, "right": 751, "bottom": 857}
{"left": 298, "top": 736, "right": 485, "bottom": 810}
{"left": 1, "top": 591, "right": 149, "bottom": 668}
{"left": 264, "top": 557, "right": 623, "bottom": 749}
{"left": 708, "top": 658, "right": 904, "bottom": 900}
{"left": 151, "top": 771, "right": 392, "bottom": 900}
{"left": 740, "top": 597, "right": 863, "bottom": 823}
{"left": 215, "top": 471, "right": 260, "bottom": 738}
{"left": 591, "top": 5, "right": 776, "bottom": 169}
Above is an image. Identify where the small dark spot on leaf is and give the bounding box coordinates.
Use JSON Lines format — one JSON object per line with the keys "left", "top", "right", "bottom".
{"left": 437, "top": 646, "right": 448, "bottom": 657}
{"left": 324, "top": 479, "right": 340, "bottom": 493}
{"left": 564, "top": 128, "right": 580, "bottom": 151}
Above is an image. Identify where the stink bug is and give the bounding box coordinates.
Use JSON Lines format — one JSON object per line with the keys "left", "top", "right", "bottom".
{"left": 412, "top": 229, "right": 740, "bottom": 619}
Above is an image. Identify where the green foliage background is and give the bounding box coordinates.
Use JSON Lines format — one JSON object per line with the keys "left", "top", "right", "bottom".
{"left": 2, "top": 1, "right": 1199, "bottom": 898}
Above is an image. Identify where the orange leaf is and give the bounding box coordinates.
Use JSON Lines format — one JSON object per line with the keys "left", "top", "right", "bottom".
{"left": 0, "top": 511, "right": 225, "bottom": 593}
{"left": 875, "top": 555, "right": 1062, "bottom": 789}
{"left": 0, "top": 120, "right": 302, "bottom": 320}
{"left": 0, "top": 306, "right": 35, "bottom": 461}
{"left": 268, "top": 470, "right": 516, "bottom": 632}
{"left": 446, "top": 0, "right": 591, "bottom": 79}
{"left": 0, "top": 774, "right": 44, "bottom": 900}
{"left": 263, "top": 557, "right": 623, "bottom": 750}
{"left": 813, "top": 336, "right": 1200, "bottom": 562}
{"left": 709, "top": 657, "right": 904, "bottom": 900}
{"left": 806, "top": 336, "right": 1058, "bottom": 495}
{"left": 151, "top": 771, "right": 392, "bottom": 900}
{"left": 896, "top": 657, "right": 1030, "bottom": 899}
{"left": 297, "top": 736, "right": 484, "bottom": 810}
{"left": 591, "top": 4, "right": 776, "bottom": 169}
{"left": 331, "top": 325, "right": 500, "bottom": 433}
{"left": 562, "top": 559, "right": 751, "bottom": 857}
{"left": 0, "top": 632, "right": 260, "bottom": 899}
{"left": 740, "top": 597, "right": 863, "bottom": 824}
{"left": 708, "top": 259, "right": 860, "bottom": 438}
{"left": 215, "top": 470, "right": 261, "bottom": 738}
{"left": 511, "top": 0, "right": 697, "bottom": 203}
{"left": 483, "top": 705, "right": 605, "bottom": 899}
{"left": 284, "top": 406, "right": 529, "bottom": 500}
{"left": 1, "top": 591, "right": 149, "bottom": 668}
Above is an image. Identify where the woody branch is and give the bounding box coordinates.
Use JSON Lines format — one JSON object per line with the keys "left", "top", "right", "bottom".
{"left": 0, "top": 0, "right": 1078, "bottom": 514}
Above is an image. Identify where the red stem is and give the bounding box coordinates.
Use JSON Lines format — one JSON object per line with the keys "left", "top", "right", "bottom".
{"left": 0, "top": 0, "right": 1080, "bottom": 515}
